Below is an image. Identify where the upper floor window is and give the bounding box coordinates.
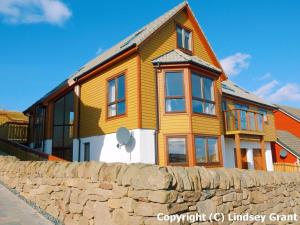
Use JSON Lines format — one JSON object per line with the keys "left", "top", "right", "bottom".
{"left": 165, "top": 71, "right": 185, "bottom": 113}
{"left": 176, "top": 25, "right": 192, "bottom": 52}
{"left": 259, "top": 108, "right": 268, "bottom": 122}
{"left": 108, "top": 74, "right": 126, "bottom": 118}
{"left": 191, "top": 73, "right": 215, "bottom": 115}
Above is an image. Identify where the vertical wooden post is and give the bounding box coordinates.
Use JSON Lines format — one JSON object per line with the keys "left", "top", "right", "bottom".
{"left": 73, "top": 85, "right": 81, "bottom": 140}
{"left": 260, "top": 137, "right": 267, "bottom": 170}
{"left": 235, "top": 133, "right": 242, "bottom": 169}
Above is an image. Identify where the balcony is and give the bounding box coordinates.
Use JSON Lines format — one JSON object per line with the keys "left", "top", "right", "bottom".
{"left": 224, "top": 109, "right": 265, "bottom": 135}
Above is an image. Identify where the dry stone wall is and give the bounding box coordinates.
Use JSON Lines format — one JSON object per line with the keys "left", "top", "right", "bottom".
{"left": 0, "top": 156, "right": 300, "bottom": 225}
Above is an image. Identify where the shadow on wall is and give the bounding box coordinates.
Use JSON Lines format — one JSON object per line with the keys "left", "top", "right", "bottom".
{"left": 78, "top": 98, "right": 104, "bottom": 161}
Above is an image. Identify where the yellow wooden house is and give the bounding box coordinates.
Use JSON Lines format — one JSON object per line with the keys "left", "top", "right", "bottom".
{"left": 24, "top": 2, "right": 276, "bottom": 170}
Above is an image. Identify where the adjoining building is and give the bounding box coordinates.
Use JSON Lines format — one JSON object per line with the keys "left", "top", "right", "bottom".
{"left": 272, "top": 105, "right": 300, "bottom": 164}
{"left": 24, "top": 2, "right": 277, "bottom": 170}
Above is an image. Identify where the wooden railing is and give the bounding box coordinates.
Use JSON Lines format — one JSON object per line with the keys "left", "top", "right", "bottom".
{"left": 273, "top": 163, "right": 300, "bottom": 173}
{"left": 0, "top": 122, "right": 28, "bottom": 143}
{"left": 224, "top": 109, "right": 265, "bottom": 135}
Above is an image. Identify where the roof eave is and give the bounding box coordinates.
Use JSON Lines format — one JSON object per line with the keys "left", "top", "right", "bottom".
{"left": 222, "top": 92, "right": 276, "bottom": 110}
{"left": 152, "top": 60, "right": 222, "bottom": 74}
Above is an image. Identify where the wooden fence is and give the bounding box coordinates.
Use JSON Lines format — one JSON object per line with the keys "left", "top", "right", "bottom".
{"left": 273, "top": 162, "right": 300, "bottom": 173}
{"left": 0, "top": 122, "right": 28, "bottom": 143}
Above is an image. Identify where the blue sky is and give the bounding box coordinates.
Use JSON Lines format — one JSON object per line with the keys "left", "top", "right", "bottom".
{"left": 0, "top": 0, "right": 299, "bottom": 111}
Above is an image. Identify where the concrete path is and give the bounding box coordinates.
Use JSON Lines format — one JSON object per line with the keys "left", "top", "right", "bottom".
{"left": 0, "top": 184, "right": 53, "bottom": 225}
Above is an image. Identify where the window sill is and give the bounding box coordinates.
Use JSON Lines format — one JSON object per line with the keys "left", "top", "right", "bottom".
{"left": 106, "top": 113, "right": 126, "bottom": 121}
{"left": 192, "top": 113, "right": 217, "bottom": 118}
{"left": 196, "top": 162, "right": 222, "bottom": 168}
{"left": 177, "top": 47, "right": 193, "bottom": 55}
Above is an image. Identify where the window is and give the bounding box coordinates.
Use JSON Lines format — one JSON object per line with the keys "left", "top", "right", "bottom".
{"left": 33, "top": 107, "right": 45, "bottom": 149}
{"left": 191, "top": 73, "right": 215, "bottom": 115}
{"left": 235, "top": 104, "right": 249, "bottom": 130}
{"left": 108, "top": 74, "right": 126, "bottom": 118}
{"left": 53, "top": 91, "right": 74, "bottom": 161}
{"left": 165, "top": 72, "right": 185, "bottom": 112}
{"left": 167, "top": 137, "right": 187, "bottom": 164}
{"left": 195, "top": 136, "right": 219, "bottom": 164}
{"left": 84, "top": 143, "right": 90, "bottom": 161}
{"left": 259, "top": 109, "right": 268, "bottom": 122}
{"left": 176, "top": 25, "right": 192, "bottom": 51}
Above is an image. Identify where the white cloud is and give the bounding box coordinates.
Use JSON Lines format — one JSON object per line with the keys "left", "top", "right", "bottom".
{"left": 254, "top": 80, "right": 300, "bottom": 104}
{"left": 254, "top": 80, "right": 279, "bottom": 97}
{"left": 258, "top": 72, "right": 272, "bottom": 81}
{"left": 267, "top": 83, "right": 300, "bottom": 103}
{"left": 0, "top": 0, "right": 71, "bottom": 25}
{"left": 220, "top": 53, "right": 251, "bottom": 76}
{"left": 96, "top": 47, "right": 103, "bottom": 55}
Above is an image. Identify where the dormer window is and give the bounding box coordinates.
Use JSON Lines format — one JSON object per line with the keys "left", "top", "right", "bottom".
{"left": 176, "top": 25, "right": 192, "bottom": 52}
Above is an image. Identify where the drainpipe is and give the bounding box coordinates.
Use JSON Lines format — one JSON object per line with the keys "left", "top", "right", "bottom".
{"left": 154, "top": 64, "right": 160, "bottom": 165}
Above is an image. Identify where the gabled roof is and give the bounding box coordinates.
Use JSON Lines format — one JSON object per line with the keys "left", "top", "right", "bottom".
{"left": 275, "top": 104, "right": 300, "bottom": 122}
{"left": 70, "top": 2, "right": 187, "bottom": 81}
{"left": 25, "top": 1, "right": 225, "bottom": 112}
{"left": 152, "top": 49, "right": 222, "bottom": 73}
{"left": 222, "top": 80, "right": 274, "bottom": 108}
{"left": 277, "top": 130, "right": 300, "bottom": 158}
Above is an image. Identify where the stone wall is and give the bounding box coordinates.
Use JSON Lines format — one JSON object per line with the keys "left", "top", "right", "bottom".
{"left": 0, "top": 156, "right": 300, "bottom": 225}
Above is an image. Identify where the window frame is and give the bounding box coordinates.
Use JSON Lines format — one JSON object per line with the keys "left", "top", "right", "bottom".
{"left": 84, "top": 142, "right": 90, "bottom": 161}
{"left": 191, "top": 72, "right": 216, "bottom": 116}
{"left": 259, "top": 108, "right": 268, "bottom": 123}
{"left": 106, "top": 72, "right": 127, "bottom": 119}
{"left": 164, "top": 70, "right": 186, "bottom": 114}
{"left": 194, "top": 135, "right": 221, "bottom": 166}
{"left": 166, "top": 135, "right": 189, "bottom": 166}
{"left": 176, "top": 23, "right": 193, "bottom": 54}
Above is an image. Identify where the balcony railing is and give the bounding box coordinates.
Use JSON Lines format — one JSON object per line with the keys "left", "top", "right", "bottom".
{"left": 0, "top": 122, "right": 28, "bottom": 143}
{"left": 224, "top": 109, "right": 265, "bottom": 135}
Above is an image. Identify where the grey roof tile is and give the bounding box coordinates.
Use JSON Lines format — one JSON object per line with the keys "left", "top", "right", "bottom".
{"left": 277, "top": 130, "right": 300, "bottom": 158}
{"left": 69, "top": 1, "right": 188, "bottom": 80}
{"left": 275, "top": 104, "right": 300, "bottom": 121}
{"left": 222, "top": 80, "right": 274, "bottom": 108}
{"left": 152, "top": 49, "right": 221, "bottom": 72}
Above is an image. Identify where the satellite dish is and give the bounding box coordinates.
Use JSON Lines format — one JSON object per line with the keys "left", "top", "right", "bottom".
{"left": 279, "top": 149, "right": 288, "bottom": 158}
{"left": 116, "top": 127, "right": 132, "bottom": 146}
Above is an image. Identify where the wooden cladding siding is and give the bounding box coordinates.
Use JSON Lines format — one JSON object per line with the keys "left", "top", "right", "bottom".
{"left": 79, "top": 54, "right": 139, "bottom": 137}
{"left": 225, "top": 99, "right": 276, "bottom": 142}
{"left": 139, "top": 9, "right": 218, "bottom": 129}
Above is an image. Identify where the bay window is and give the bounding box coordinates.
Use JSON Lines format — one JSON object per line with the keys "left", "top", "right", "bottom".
{"left": 165, "top": 71, "right": 185, "bottom": 112}
{"left": 195, "top": 136, "right": 219, "bottom": 164}
{"left": 108, "top": 74, "right": 126, "bottom": 118}
{"left": 191, "top": 73, "right": 215, "bottom": 115}
{"left": 167, "top": 136, "right": 187, "bottom": 164}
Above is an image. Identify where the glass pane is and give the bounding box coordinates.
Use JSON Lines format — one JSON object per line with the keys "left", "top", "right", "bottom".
{"left": 165, "top": 72, "right": 184, "bottom": 97}
{"left": 108, "top": 79, "right": 116, "bottom": 103}
{"left": 64, "top": 126, "right": 73, "bottom": 148}
{"left": 192, "top": 74, "right": 203, "bottom": 98}
{"left": 64, "top": 92, "right": 74, "bottom": 124}
{"left": 168, "top": 138, "right": 186, "bottom": 163}
{"left": 176, "top": 26, "right": 183, "bottom": 48}
{"left": 54, "top": 98, "right": 64, "bottom": 125}
{"left": 108, "top": 104, "right": 117, "bottom": 117}
{"left": 240, "top": 110, "right": 247, "bottom": 130}
{"left": 117, "top": 75, "right": 125, "bottom": 100}
{"left": 205, "top": 103, "right": 216, "bottom": 115}
{"left": 257, "top": 114, "right": 263, "bottom": 131}
{"left": 166, "top": 99, "right": 185, "bottom": 112}
{"left": 117, "top": 101, "right": 126, "bottom": 115}
{"left": 195, "top": 137, "right": 206, "bottom": 163}
{"left": 204, "top": 78, "right": 214, "bottom": 101}
{"left": 192, "top": 100, "right": 204, "bottom": 113}
{"left": 208, "top": 138, "right": 219, "bottom": 162}
{"left": 84, "top": 143, "right": 90, "bottom": 161}
{"left": 249, "top": 112, "right": 255, "bottom": 130}
{"left": 53, "top": 126, "right": 63, "bottom": 148}
{"left": 184, "top": 30, "right": 191, "bottom": 50}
